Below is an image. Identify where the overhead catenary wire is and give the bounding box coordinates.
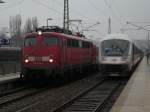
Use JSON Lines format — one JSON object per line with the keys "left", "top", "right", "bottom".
{"left": 52, "top": 0, "right": 100, "bottom": 23}
{"left": 0, "top": 0, "right": 115, "bottom": 36}
{"left": 103, "top": 0, "right": 123, "bottom": 28}
{"left": 129, "top": 22, "right": 150, "bottom": 24}
{"left": 0, "top": 0, "right": 25, "bottom": 12}
{"left": 31, "top": 0, "right": 62, "bottom": 15}
{"left": 87, "top": 0, "right": 107, "bottom": 17}
{"left": 50, "top": 0, "right": 102, "bottom": 36}
{"left": 69, "top": 22, "right": 80, "bottom": 33}
{"left": 54, "top": 0, "right": 89, "bottom": 19}
{"left": 104, "top": 0, "right": 122, "bottom": 24}
{"left": 0, "top": 0, "right": 62, "bottom": 19}
{"left": 110, "top": 0, "right": 123, "bottom": 19}
{"left": 126, "top": 21, "right": 150, "bottom": 32}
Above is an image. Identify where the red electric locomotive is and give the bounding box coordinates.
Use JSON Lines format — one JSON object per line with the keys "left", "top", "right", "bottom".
{"left": 20, "top": 26, "right": 98, "bottom": 79}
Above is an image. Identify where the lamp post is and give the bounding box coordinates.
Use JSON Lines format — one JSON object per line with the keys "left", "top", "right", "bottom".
{"left": 47, "top": 18, "right": 53, "bottom": 27}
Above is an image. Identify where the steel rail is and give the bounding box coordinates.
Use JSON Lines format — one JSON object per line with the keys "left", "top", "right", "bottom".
{"left": 53, "top": 80, "right": 121, "bottom": 112}
{"left": 0, "top": 86, "right": 50, "bottom": 107}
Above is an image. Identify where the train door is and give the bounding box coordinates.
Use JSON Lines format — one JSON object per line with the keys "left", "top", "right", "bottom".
{"left": 61, "top": 37, "right": 67, "bottom": 69}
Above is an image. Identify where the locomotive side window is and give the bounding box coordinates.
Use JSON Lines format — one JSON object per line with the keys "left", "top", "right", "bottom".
{"left": 43, "top": 37, "right": 59, "bottom": 46}
{"left": 82, "top": 41, "right": 90, "bottom": 48}
{"left": 67, "top": 39, "right": 72, "bottom": 47}
{"left": 24, "top": 37, "right": 36, "bottom": 47}
{"left": 73, "top": 39, "right": 79, "bottom": 47}
{"left": 79, "top": 41, "right": 82, "bottom": 48}
{"left": 67, "top": 39, "right": 79, "bottom": 47}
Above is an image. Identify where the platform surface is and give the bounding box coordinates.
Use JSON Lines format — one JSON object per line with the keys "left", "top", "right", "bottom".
{"left": 0, "top": 72, "right": 20, "bottom": 82}
{"left": 110, "top": 58, "right": 150, "bottom": 112}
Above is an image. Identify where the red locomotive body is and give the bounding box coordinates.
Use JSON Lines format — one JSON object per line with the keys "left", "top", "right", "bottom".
{"left": 21, "top": 27, "right": 98, "bottom": 78}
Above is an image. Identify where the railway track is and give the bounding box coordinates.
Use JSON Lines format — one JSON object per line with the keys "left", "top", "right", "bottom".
{"left": 0, "top": 78, "right": 24, "bottom": 97}
{"left": 0, "top": 73, "right": 128, "bottom": 112}
{"left": 0, "top": 83, "right": 51, "bottom": 107}
{"left": 53, "top": 79, "right": 122, "bottom": 112}
{"left": 0, "top": 85, "right": 30, "bottom": 97}
{"left": 10, "top": 74, "right": 105, "bottom": 112}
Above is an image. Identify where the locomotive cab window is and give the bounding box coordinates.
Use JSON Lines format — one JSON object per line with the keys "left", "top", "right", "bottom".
{"left": 43, "top": 37, "right": 59, "bottom": 46}
{"left": 24, "top": 37, "right": 36, "bottom": 47}
{"left": 101, "top": 39, "right": 130, "bottom": 56}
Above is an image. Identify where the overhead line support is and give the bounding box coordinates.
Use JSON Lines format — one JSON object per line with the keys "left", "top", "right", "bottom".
{"left": 63, "top": 0, "right": 69, "bottom": 33}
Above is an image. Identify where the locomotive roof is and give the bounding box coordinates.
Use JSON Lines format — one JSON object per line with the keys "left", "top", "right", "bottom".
{"left": 25, "top": 31, "right": 91, "bottom": 42}
{"left": 24, "top": 26, "right": 92, "bottom": 42}
{"left": 101, "top": 33, "right": 132, "bottom": 42}
{"left": 60, "top": 33, "right": 91, "bottom": 42}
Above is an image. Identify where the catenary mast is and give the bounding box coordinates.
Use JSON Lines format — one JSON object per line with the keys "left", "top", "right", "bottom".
{"left": 63, "top": 0, "right": 69, "bottom": 33}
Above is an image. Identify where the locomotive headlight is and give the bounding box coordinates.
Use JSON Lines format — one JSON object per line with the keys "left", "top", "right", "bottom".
{"left": 38, "top": 30, "right": 42, "bottom": 35}
{"left": 24, "top": 55, "right": 29, "bottom": 63}
{"left": 49, "top": 55, "right": 54, "bottom": 63}
{"left": 49, "top": 59, "right": 53, "bottom": 63}
{"left": 25, "top": 59, "right": 29, "bottom": 63}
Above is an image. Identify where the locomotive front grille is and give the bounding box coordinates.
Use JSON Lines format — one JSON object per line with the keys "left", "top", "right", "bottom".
{"left": 35, "top": 57, "right": 42, "bottom": 61}
{"left": 28, "top": 56, "right": 49, "bottom": 61}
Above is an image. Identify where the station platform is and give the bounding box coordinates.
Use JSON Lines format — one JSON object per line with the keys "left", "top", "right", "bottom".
{"left": 0, "top": 72, "right": 20, "bottom": 83}
{"left": 110, "top": 57, "right": 150, "bottom": 112}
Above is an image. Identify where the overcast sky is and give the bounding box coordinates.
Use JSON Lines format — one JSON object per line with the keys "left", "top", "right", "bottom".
{"left": 0, "top": 0, "right": 150, "bottom": 40}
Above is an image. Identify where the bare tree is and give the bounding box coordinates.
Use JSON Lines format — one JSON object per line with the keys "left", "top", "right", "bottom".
{"left": 9, "top": 14, "right": 22, "bottom": 46}
{"left": 9, "top": 14, "right": 22, "bottom": 37}
{"left": 24, "top": 17, "right": 39, "bottom": 33}
{"left": 9, "top": 15, "right": 39, "bottom": 46}
{"left": 15, "top": 15, "right": 22, "bottom": 37}
{"left": 24, "top": 18, "right": 32, "bottom": 33}
{"left": 32, "top": 17, "right": 38, "bottom": 32}
{"left": 9, "top": 16, "right": 14, "bottom": 38}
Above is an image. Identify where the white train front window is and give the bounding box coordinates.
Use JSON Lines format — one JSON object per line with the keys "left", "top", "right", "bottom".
{"left": 101, "top": 39, "right": 130, "bottom": 56}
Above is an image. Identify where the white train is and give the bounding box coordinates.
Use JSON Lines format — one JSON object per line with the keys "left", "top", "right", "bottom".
{"left": 98, "top": 33, "right": 143, "bottom": 76}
